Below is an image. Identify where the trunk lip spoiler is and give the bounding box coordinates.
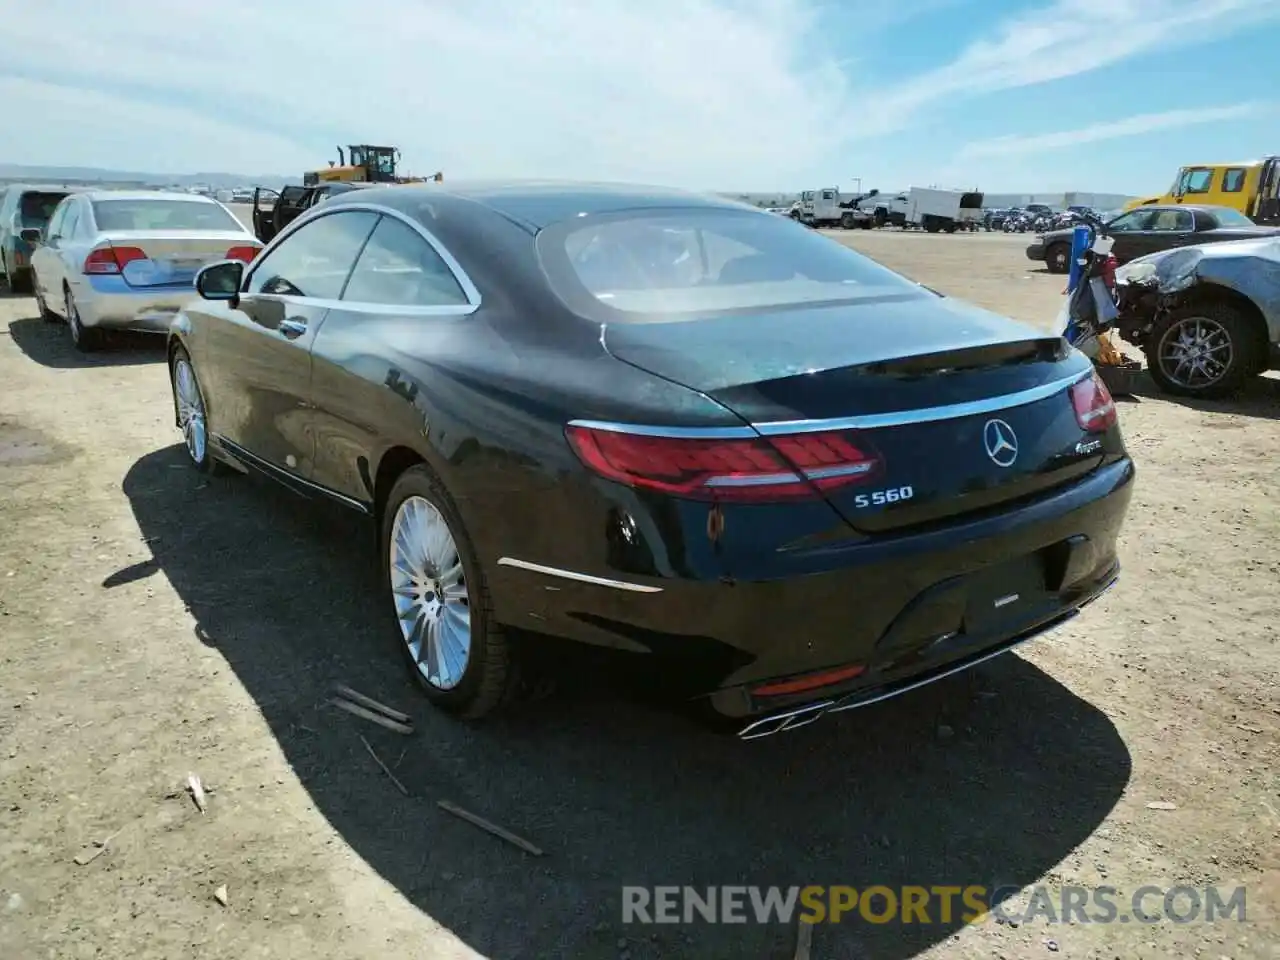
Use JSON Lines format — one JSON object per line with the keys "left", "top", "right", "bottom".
{"left": 567, "top": 368, "right": 1094, "bottom": 439}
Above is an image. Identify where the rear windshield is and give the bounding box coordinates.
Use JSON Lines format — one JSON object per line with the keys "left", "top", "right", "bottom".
{"left": 539, "top": 208, "right": 922, "bottom": 321}
{"left": 19, "top": 192, "right": 69, "bottom": 226}
{"left": 91, "top": 199, "right": 241, "bottom": 232}
{"left": 1210, "top": 207, "right": 1254, "bottom": 227}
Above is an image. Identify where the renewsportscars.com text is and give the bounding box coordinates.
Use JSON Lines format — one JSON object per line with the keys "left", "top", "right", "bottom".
{"left": 621, "top": 884, "right": 1247, "bottom": 926}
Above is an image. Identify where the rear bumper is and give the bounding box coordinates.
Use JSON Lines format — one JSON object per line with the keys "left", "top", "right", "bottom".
{"left": 1025, "top": 242, "right": 1046, "bottom": 261}
{"left": 74, "top": 274, "right": 198, "bottom": 333}
{"left": 493, "top": 457, "right": 1135, "bottom": 717}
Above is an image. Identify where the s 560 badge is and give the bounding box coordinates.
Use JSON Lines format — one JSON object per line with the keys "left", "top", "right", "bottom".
{"left": 852, "top": 485, "right": 914, "bottom": 509}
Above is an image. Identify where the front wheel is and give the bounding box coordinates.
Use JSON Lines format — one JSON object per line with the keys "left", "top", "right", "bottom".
{"left": 170, "top": 347, "right": 221, "bottom": 473}
{"left": 1145, "top": 303, "right": 1262, "bottom": 399}
{"left": 1045, "top": 243, "right": 1070, "bottom": 274}
{"left": 382, "top": 465, "right": 517, "bottom": 718}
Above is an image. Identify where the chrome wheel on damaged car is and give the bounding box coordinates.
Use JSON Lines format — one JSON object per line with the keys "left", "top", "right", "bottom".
{"left": 1146, "top": 303, "right": 1260, "bottom": 399}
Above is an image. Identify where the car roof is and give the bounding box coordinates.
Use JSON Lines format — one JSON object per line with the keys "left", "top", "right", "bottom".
{"left": 330, "top": 181, "right": 758, "bottom": 229}
{"left": 4, "top": 183, "right": 91, "bottom": 194}
{"left": 1136, "top": 204, "right": 1233, "bottom": 214}
{"left": 81, "top": 190, "right": 223, "bottom": 203}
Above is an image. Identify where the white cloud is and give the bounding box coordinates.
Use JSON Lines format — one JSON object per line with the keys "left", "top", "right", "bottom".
{"left": 0, "top": 0, "right": 856, "bottom": 188}
{"left": 0, "top": 0, "right": 1274, "bottom": 189}
{"left": 862, "top": 0, "right": 1280, "bottom": 129}
{"left": 957, "top": 103, "right": 1268, "bottom": 160}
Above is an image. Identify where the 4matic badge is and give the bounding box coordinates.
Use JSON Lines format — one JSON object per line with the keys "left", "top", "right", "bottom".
{"left": 1075, "top": 439, "right": 1103, "bottom": 455}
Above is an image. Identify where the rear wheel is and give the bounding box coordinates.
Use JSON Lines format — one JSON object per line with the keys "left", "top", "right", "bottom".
{"left": 65, "top": 287, "right": 102, "bottom": 352}
{"left": 382, "top": 465, "right": 516, "bottom": 718}
{"left": 1046, "top": 243, "right": 1070, "bottom": 274}
{"left": 1145, "top": 302, "right": 1262, "bottom": 399}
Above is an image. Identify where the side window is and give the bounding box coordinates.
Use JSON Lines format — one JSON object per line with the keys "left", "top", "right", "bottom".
{"left": 44, "top": 200, "right": 68, "bottom": 239}
{"left": 61, "top": 202, "right": 80, "bottom": 240}
{"left": 1149, "top": 209, "right": 1192, "bottom": 231}
{"left": 1222, "top": 168, "right": 1246, "bottom": 193}
{"left": 1183, "top": 169, "right": 1213, "bottom": 194}
{"left": 341, "top": 215, "right": 469, "bottom": 307}
{"left": 245, "top": 210, "right": 378, "bottom": 299}
{"left": 1107, "top": 210, "right": 1151, "bottom": 232}
{"left": 820, "top": 190, "right": 835, "bottom": 201}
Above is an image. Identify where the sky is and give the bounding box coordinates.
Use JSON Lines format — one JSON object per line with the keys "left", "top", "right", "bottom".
{"left": 0, "top": 0, "right": 1276, "bottom": 195}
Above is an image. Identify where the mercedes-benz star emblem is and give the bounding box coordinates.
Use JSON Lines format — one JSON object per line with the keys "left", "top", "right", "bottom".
{"left": 983, "top": 419, "right": 1019, "bottom": 468}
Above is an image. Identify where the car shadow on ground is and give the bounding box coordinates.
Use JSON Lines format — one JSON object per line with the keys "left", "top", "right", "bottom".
{"left": 121, "top": 445, "right": 1132, "bottom": 960}
{"left": 1129, "top": 369, "right": 1280, "bottom": 422}
{"left": 7, "top": 316, "right": 167, "bottom": 368}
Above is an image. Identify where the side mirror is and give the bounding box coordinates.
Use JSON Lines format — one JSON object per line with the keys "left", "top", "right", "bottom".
{"left": 19, "top": 228, "right": 42, "bottom": 245}
{"left": 195, "top": 260, "right": 244, "bottom": 303}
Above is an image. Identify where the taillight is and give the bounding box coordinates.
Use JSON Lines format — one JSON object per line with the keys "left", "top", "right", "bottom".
{"left": 225, "top": 245, "right": 260, "bottom": 262}
{"left": 563, "top": 424, "right": 881, "bottom": 502}
{"left": 1070, "top": 371, "right": 1117, "bottom": 433}
{"left": 83, "top": 245, "right": 146, "bottom": 274}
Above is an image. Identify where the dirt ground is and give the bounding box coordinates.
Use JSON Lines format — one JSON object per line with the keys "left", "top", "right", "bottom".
{"left": 0, "top": 227, "right": 1276, "bottom": 960}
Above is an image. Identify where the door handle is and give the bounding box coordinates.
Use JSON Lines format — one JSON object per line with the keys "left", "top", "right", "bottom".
{"left": 278, "top": 318, "right": 307, "bottom": 340}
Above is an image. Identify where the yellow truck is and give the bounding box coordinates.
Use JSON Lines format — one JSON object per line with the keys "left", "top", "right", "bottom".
{"left": 303, "top": 145, "right": 444, "bottom": 187}
{"left": 1124, "top": 157, "right": 1280, "bottom": 224}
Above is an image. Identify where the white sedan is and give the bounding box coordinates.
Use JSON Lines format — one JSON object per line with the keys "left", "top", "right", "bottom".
{"left": 26, "top": 190, "right": 261, "bottom": 351}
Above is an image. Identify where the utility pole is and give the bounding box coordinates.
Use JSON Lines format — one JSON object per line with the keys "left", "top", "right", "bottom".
{"left": 850, "top": 177, "right": 862, "bottom": 194}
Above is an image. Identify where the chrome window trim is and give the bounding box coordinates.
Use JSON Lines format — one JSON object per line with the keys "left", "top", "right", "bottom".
{"left": 245, "top": 201, "right": 481, "bottom": 312}
{"left": 568, "top": 368, "right": 1092, "bottom": 439}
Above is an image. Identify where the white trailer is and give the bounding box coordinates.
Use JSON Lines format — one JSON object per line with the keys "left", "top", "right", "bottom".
{"left": 904, "top": 188, "right": 985, "bottom": 233}
{"left": 791, "top": 187, "right": 875, "bottom": 229}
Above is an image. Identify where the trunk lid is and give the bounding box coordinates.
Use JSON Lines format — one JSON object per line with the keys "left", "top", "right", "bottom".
{"left": 100, "top": 230, "right": 253, "bottom": 288}
{"left": 602, "top": 295, "right": 1102, "bottom": 534}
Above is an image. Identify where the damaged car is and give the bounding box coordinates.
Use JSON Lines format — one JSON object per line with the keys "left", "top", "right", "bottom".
{"left": 1114, "top": 237, "right": 1280, "bottom": 398}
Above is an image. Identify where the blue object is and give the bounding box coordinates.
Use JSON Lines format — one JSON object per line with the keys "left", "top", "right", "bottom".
{"left": 1067, "top": 224, "right": 1091, "bottom": 293}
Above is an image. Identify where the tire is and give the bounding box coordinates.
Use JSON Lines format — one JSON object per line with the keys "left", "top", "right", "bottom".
{"left": 1144, "top": 302, "right": 1263, "bottom": 399}
{"left": 381, "top": 464, "right": 516, "bottom": 719}
{"left": 33, "top": 276, "right": 57, "bottom": 321}
{"left": 7, "top": 263, "right": 32, "bottom": 294}
{"left": 840, "top": 212, "right": 855, "bottom": 229}
{"left": 65, "top": 287, "right": 102, "bottom": 352}
{"left": 874, "top": 209, "right": 887, "bottom": 228}
{"left": 1045, "top": 243, "right": 1071, "bottom": 275}
{"left": 169, "top": 346, "right": 221, "bottom": 474}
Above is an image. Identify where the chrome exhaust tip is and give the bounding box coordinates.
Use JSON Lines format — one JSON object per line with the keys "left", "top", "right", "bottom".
{"left": 737, "top": 700, "right": 833, "bottom": 741}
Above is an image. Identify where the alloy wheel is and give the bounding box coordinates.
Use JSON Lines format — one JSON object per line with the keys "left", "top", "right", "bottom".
{"left": 1157, "top": 315, "right": 1233, "bottom": 390}
{"left": 172, "top": 358, "right": 208, "bottom": 464}
{"left": 389, "top": 495, "right": 471, "bottom": 690}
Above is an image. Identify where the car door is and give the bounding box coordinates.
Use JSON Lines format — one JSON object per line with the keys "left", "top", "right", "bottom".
{"left": 54, "top": 199, "right": 88, "bottom": 298}
{"left": 1143, "top": 208, "right": 1195, "bottom": 254}
{"left": 30, "top": 198, "right": 70, "bottom": 301}
{"left": 307, "top": 212, "right": 480, "bottom": 507}
{"left": 198, "top": 208, "right": 379, "bottom": 482}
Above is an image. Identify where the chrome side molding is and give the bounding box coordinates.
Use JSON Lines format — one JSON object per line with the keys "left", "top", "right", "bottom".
{"left": 496, "top": 557, "right": 663, "bottom": 593}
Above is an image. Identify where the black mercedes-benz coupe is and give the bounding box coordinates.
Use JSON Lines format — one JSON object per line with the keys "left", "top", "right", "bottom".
{"left": 168, "top": 182, "right": 1134, "bottom": 739}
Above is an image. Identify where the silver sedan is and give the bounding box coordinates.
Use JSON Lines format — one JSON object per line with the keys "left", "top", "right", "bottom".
{"left": 26, "top": 190, "right": 261, "bottom": 351}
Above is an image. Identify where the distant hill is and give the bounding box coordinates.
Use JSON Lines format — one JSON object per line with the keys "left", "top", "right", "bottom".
{"left": 0, "top": 163, "right": 289, "bottom": 190}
